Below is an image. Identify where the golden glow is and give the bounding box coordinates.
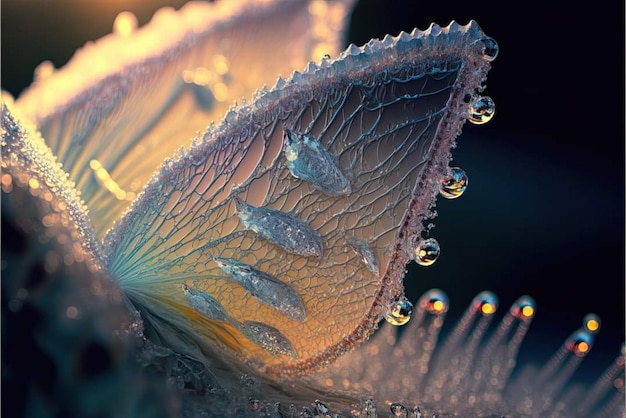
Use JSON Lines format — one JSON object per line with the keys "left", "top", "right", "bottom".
{"left": 1, "top": 173, "right": 12, "bottom": 186}
{"left": 576, "top": 341, "right": 590, "bottom": 354}
{"left": 212, "top": 55, "right": 229, "bottom": 76}
{"left": 521, "top": 305, "right": 534, "bottom": 318}
{"left": 312, "top": 42, "right": 333, "bottom": 61}
{"left": 113, "top": 11, "right": 138, "bottom": 37}
{"left": 481, "top": 303, "right": 495, "bottom": 315}
{"left": 308, "top": 0, "right": 328, "bottom": 16}
{"left": 183, "top": 67, "right": 213, "bottom": 86}
{"left": 433, "top": 300, "right": 445, "bottom": 312}
{"left": 586, "top": 319, "right": 599, "bottom": 332}
{"left": 28, "top": 178, "right": 40, "bottom": 189}
{"left": 212, "top": 82, "right": 229, "bottom": 102}
{"left": 89, "top": 159, "right": 135, "bottom": 201}
{"left": 34, "top": 61, "right": 55, "bottom": 81}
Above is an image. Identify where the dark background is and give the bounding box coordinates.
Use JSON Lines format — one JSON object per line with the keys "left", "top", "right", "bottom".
{"left": 2, "top": 0, "right": 624, "bottom": 383}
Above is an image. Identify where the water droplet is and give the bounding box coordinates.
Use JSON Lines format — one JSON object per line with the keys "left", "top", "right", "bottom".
{"left": 283, "top": 129, "right": 351, "bottom": 197}
{"left": 240, "top": 321, "right": 297, "bottom": 358}
{"left": 480, "top": 36, "right": 499, "bottom": 61}
{"left": 414, "top": 238, "right": 440, "bottom": 266}
{"left": 419, "top": 288, "right": 449, "bottom": 315}
{"left": 181, "top": 284, "right": 229, "bottom": 321}
{"left": 390, "top": 403, "right": 408, "bottom": 417}
{"left": 385, "top": 299, "right": 413, "bottom": 326}
{"left": 235, "top": 198, "right": 323, "bottom": 258}
{"left": 567, "top": 329, "right": 594, "bottom": 357}
{"left": 583, "top": 313, "right": 601, "bottom": 334}
{"left": 473, "top": 291, "right": 498, "bottom": 316}
{"left": 213, "top": 257, "right": 306, "bottom": 321}
{"left": 468, "top": 96, "right": 495, "bottom": 125}
{"left": 510, "top": 295, "right": 536, "bottom": 320}
{"left": 113, "top": 11, "right": 138, "bottom": 37}
{"left": 440, "top": 167, "right": 468, "bottom": 199}
{"left": 347, "top": 237, "right": 380, "bottom": 276}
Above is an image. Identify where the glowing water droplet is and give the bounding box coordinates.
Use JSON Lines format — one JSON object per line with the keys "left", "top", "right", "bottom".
{"left": 385, "top": 299, "right": 413, "bottom": 326}
{"left": 283, "top": 129, "right": 351, "bottom": 197}
{"left": 113, "top": 11, "right": 138, "bottom": 37}
{"left": 347, "top": 237, "right": 380, "bottom": 276}
{"left": 440, "top": 167, "right": 468, "bottom": 199}
{"left": 419, "top": 288, "right": 449, "bottom": 315}
{"left": 480, "top": 36, "right": 499, "bottom": 61}
{"left": 583, "top": 313, "right": 601, "bottom": 335}
{"left": 567, "top": 329, "right": 594, "bottom": 357}
{"left": 414, "top": 238, "right": 440, "bottom": 266}
{"left": 235, "top": 198, "right": 323, "bottom": 258}
{"left": 468, "top": 96, "right": 495, "bottom": 125}
{"left": 510, "top": 295, "right": 536, "bottom": 320}
{"left": 390, "top": 403, "right": 408, "bottom": 417}
{"left": 181, "top": 284, "right": 228, "bottom": 322}
{"left": 473, "top": 291, "right": 498, "bottom": 316}
{"left": 213, "top": 257, "right": 306, "bottom": 321}
{"left": 240, "top": 321, "right": 297, "bottom": 358}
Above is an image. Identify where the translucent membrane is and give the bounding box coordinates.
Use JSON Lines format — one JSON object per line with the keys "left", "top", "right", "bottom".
{"left": 15, "top": 0, "right": 354, "bottom": 240}
{"left": 98, "top": 20, "right": 495, "bottom": 377}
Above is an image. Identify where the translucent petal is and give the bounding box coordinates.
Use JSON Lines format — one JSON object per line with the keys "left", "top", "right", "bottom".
{"left": 103, "top": 20, "right": 495, "bottom": 376}
{"left": 15, "top": 0, "right": 355, "bottom": 239}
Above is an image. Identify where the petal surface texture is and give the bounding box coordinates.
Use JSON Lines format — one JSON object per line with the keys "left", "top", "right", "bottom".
{"left": 101, "top": 20, "right": 494, "bottom": 376}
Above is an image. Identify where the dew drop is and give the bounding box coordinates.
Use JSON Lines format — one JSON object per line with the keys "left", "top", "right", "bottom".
{"left": 414, "top": 238, "right": 440, "bottom": 266}
{"left": 419, "top": 288, "right": 449, "bottom": 315}
{"left": 213, "top": 257, "right": 306, "bottom": 321}
{"left": 510, "top": 295, "right": 536, "bottom": 320}
{"left": 385, "top": 299, "right": 413, "bottom": 326}
{"left": 113, "top": 11, "right": 138, "bottom": 37}
{"left": 347, "top": 237, "right": 380, "bottom": 276}
{"left": 480, "top": 36, "right": 499, "bottom": 61}
{"left": 567, "top": 329, "right": 594, "bottom": 357}
{"left": 468, "top": 96, "right": 495, "bottom": 125}
{"left": 473, "top": 291, "right": 498, "bottom": 316}
{"left": 240, "top": 321, "right": 297, "bottom": 358}
{"left": 390, "top": 403, "right": 408, "bottom": 417}
{"left": 583, "top": 313, "right": 601, "bottom": 335}
{"left": 283, "top": 129, "right": 351, "bottom": 197}
{"left": 235, "top": 198, "right": 323, "bottom": 258}
{"left": 181, "top": 283, "right": 228, "bottom": 322}
{"left": 440, "top": 167, "right": 468, "bottom": 199}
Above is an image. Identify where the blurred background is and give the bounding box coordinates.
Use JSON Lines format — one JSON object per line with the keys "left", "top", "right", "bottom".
{"left": 2, "top": 0, "right": 624, "bottom": 385}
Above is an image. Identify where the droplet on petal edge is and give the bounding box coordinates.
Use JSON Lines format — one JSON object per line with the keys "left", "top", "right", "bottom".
{"left": 103, "top": 20, "right": 496, "bottom": 377}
